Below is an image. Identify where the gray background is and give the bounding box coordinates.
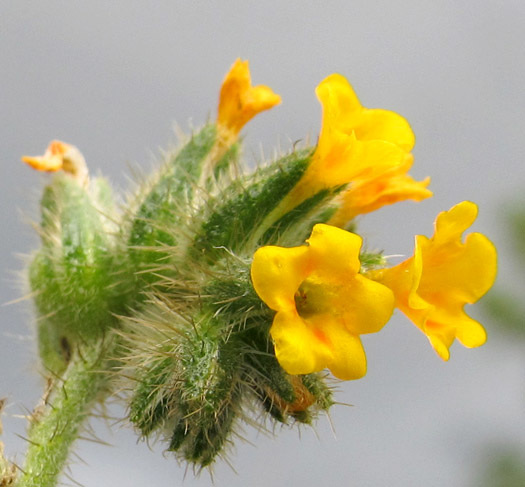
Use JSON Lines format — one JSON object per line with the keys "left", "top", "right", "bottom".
{"left": 2, "top": 1, "right": 524, "bottom": 485}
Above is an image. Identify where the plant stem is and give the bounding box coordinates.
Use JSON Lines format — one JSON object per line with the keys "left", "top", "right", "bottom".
{"left": 16, "top": 338, "right": 114, "bottom": 487}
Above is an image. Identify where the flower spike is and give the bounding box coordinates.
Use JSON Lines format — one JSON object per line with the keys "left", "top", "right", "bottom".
{"left": 370, "top": 201, "right": 497, "bottom": 360}
{"left": 251, "top": 223, "right": 394, "bottom": 380}
{"left": 217, "top": 59, "right": 281, "bottom": 142}
{"left": 13, "top": 60, "right": 496, "bottom": 477}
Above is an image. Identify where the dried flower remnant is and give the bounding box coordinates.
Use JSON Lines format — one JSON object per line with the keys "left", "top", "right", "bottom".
{"left": 22, "top": 140, "right": 88, "bottom": 184}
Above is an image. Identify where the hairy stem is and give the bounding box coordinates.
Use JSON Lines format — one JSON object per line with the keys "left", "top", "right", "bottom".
{"left": 16, "top": 338, "right": 114, "bottom": 487}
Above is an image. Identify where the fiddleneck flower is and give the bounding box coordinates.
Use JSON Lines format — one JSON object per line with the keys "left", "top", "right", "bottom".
{"left": 217, "top": 58, "right": 281, "bottom": 144}
{"left": 279, "top": 73, "right": 430, "bottom": 221}
{"left": 21, "top": 140, "right": 88, "bottom": 184}
{"left": 369, "top": 201, "right": 497, "bottom": 360}
{"left": 251, "top": 223, "right": 394, "bottom": 380}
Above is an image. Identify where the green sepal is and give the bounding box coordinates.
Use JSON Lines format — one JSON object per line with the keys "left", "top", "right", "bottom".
{"left": 126, "top": 247, "right": 337, "bottom": 466}
{"left": 127, "top": 125, "right": 218, "bottom": 276}
{"left": 202, "top": 266, "right": 333, "bottom": 425}
{"left": 212, "top": 140, "right": 240, "bottom": 182}
{"left": 360, "top": 250, "right": 387, "bottom": 271}
{"left": 300, "top": 373, "right": 334, "bottom": 411}
{"left": 192, "top": 148, "right": 312, "bottom": 259}
{"left": 29, "top": 174, "right": 125, "bottom": 373}
{"left": 240, "top": 324, "right": 295, "bottom": 403}
{"left": 128, "top": 356, "right": 174, "bottom": 436}
{"left": 260, "top": 184, "right": 345, "bottom": 247}
{"left": 126, "top": 304, "right": 244, "bottom": 467}
{"left": 239, "top": 323, "right": 333, "bottom": 425}
{"left": 166, "top": 315, "right": 244, "bottom": 467}
{"left": 170, "top": 315, "right": 241, "bottom": 455}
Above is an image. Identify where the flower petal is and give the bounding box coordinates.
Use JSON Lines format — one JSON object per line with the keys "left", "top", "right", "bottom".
{"left": 339, "top": 274, "right": 395, "bottom": 335}
{"left": 307, "top": 223, "right": 362, "bottom": 276}
{"left": 329, "top": 160, "right": 432, "bottom": 224}
{"left": 270, "top": 309, "right": 368, "bottom": 380}
{"left": 417, "top": 231, "right": 497, "bottom": 305}
{"left": 252, "top": 223, "right": 396, "bottom": 380}
{"left": 433, "top": 200, "right": 478, "bottom": 246}
{"left": 453, "top": 314, "right": 488, "bottom": 349}
{"left": 21, "top": 154, "right": 63, "bottom": 172}
{"left": 271, "top": 309, "right": 331, "bottom": 375}
{"left": 21, "top": 140, "right": 70, "bottom": 172}
{"left": 251, "top": 244, "right": 310, "bottom": 311}
{"left": 316, "top": 73, "right": 415, "bottom": 152}
{"left": 316, "top": 314, "right": 368, "bottom": 380}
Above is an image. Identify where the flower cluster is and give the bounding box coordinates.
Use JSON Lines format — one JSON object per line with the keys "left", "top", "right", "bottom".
{"left": 249, "top": 68, "right": 496, "bottom": 380}
{"left": 20, "top": 59, "right": 497, "bottom": 474}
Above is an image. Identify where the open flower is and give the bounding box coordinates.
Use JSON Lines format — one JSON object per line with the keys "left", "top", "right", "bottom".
{"left": 281, "top": 73, "right": 429, "bottom": 220}
{"left": 217, "top": 59, "right": 281, "bottom": 143}
{"left": 21, "top": 140, "right": 88, "bottom": 183}
{"left": 370, "top": 201, "right": 497, "bottom": 360}
{"left": 251, "top": 223, "right": 394, "bottom": 380}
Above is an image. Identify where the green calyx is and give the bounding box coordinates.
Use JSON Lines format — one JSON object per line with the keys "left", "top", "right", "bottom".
{"left": 29, "top": 174, "right": 130, "bottom": 374}
{"left": 124, "top": 251, "right": 333, "bottom": 467}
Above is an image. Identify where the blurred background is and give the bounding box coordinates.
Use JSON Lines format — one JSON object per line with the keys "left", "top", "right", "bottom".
{"left": 2, "top": 1, "right": 525, "bottom": 485}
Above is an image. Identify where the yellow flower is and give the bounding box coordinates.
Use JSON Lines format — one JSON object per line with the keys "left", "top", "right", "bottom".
{"left": 251, "top": 223, "right": 394, "bottom": 380}
{"left": 217, "top": 59, "right": 281, "bottom": 142}
{"left": 282, "top": 73, "right": 428, "bottom": 219}
{"left": 370, "top": 201, "right": 497, "bottom": 360}
{"left": 21, "top": 140, "right": 88, "bottom": 183}
{"left": 328, "top": 153, "right": 432, "bottom": 225}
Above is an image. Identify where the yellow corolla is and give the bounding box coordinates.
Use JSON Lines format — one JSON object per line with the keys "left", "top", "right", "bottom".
{"left": 370, "top": 201, "right": 497, "bottom": 360}
{"left": 282, "top": 73, "right": 429, "bottom": 219}
{"left": 329, "top": 153, "right": 432, "bottom": 226}
{"left": 251, "top": 223, "right": 395, "bottom": 380}
{"left": 217, "top": 58, "right": 281, "bottom": 142}
{"left": 21, "top": 140, "right": 88, "bottom": 183}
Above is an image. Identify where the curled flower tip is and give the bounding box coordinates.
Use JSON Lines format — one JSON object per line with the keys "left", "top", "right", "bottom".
{"left": 22, "top": 140, "right": 88, "bottom": 183}
{"left": 217, "top": 58, "right": 281, "bottom": 141}
{"left": 370, "top": 201, "right": 497, "bottom": 360}
{"left": 251, "top": 223, "right": 394, "bottom": 380}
